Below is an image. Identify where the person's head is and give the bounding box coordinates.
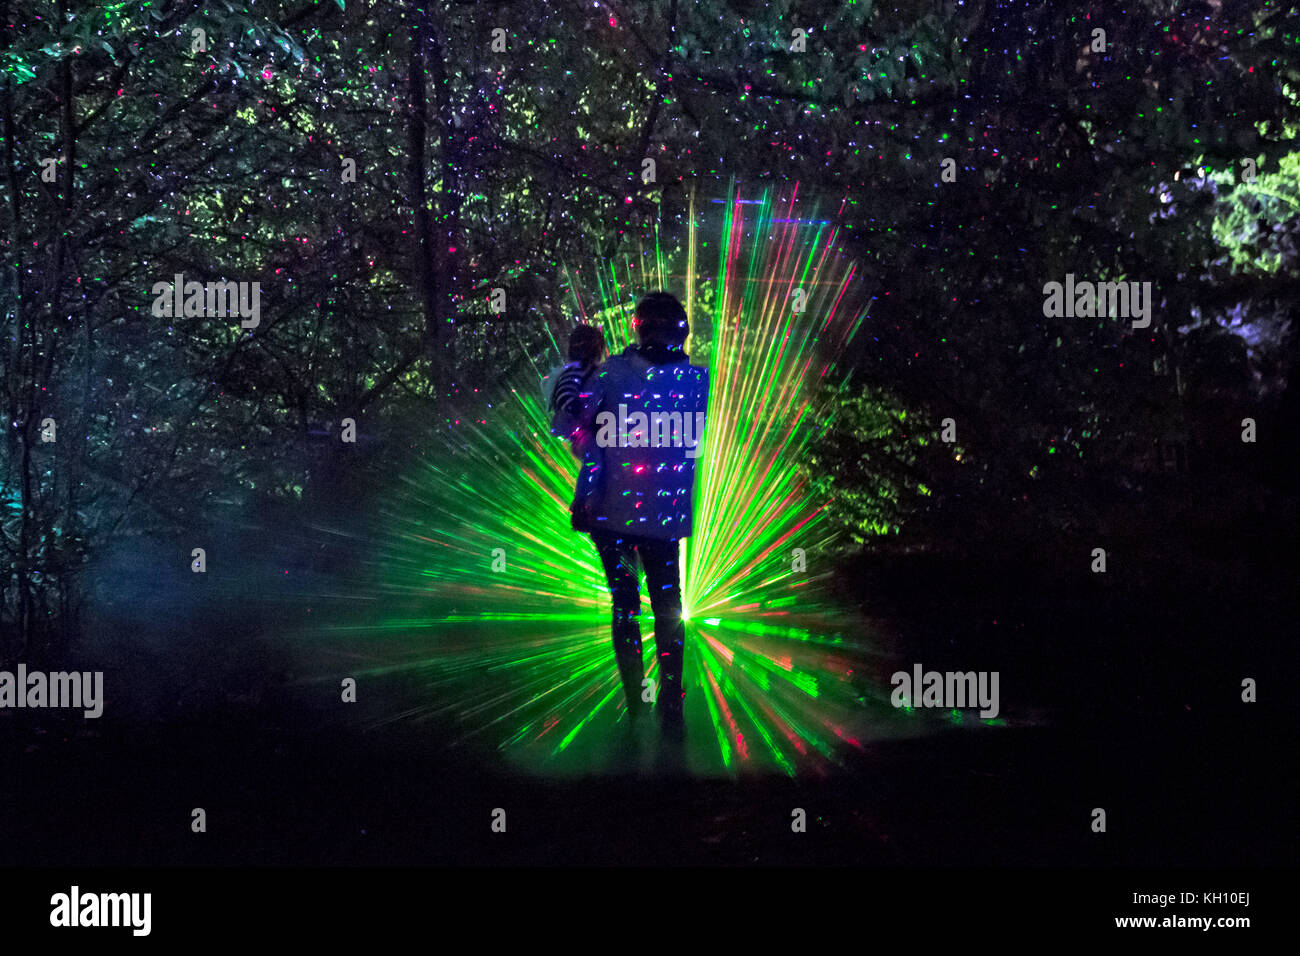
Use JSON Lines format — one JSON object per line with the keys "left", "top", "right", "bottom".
{"left": 567, "top": 323, "right": 606, "bottom": 369}
{"left": 633, "top": 292, "right": 689, "bottom": 349}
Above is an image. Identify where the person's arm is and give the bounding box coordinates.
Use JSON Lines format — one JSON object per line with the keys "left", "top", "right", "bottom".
{"left": 693, "top": 367, "right": 709, "bottom": 445}
{"left": 568, "top": 366, "right": 605, "bottom": 461}
{"left": 553, "top": 368, "right": 582, "bottom": 418}
{"left": 548, "top": 367, "right": 583, "bottom": 446}
{"left": 570, "top": 369, "right": 608, "bottom": 524}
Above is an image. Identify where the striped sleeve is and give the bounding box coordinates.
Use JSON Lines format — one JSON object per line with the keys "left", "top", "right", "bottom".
{"left": 552, "top": 367, "right": 584, "bottom": 416}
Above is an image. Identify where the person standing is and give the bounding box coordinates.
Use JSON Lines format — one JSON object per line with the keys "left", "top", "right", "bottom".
{"left": 571, "top": 293, "right": 708, "bottom": 739}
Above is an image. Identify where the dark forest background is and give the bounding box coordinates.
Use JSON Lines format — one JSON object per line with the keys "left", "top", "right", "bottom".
{"left": 3, "top": 0, "right": 1298, "bottom": 663}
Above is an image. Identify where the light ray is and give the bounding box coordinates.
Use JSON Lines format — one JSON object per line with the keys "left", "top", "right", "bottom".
{"left": 293, "top": 183, "right": 938, "bottom": 776}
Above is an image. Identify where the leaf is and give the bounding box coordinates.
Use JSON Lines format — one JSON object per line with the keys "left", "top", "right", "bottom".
{"left": 335, "top": 0, "right": 345, "bottom": 9}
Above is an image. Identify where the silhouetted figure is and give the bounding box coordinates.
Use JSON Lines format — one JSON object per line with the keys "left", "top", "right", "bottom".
{"left": 571, "top": 293, "right": 708, "bottom": 739}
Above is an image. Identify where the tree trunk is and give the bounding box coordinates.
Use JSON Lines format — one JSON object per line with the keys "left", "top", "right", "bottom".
{"left": 406, "top": 0, "right": 442, "bottom": 380}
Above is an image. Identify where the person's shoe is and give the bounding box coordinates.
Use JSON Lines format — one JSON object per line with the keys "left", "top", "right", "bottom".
{"left": 610, "top": 705, "right": 646, "bottom": 770}
{"left": 656, "top": 706, "right": 687, "bottom": 776}
{"left": 659, "top": 701, "right": 685, "bottom": 743}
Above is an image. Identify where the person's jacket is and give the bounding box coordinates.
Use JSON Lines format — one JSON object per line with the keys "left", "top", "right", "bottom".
{"left": 573, "top": 344, "right": 709, "bottom": 541}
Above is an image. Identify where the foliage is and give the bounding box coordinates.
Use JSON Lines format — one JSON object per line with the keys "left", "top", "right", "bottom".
{"left": 2, "top": 0, "right": 1298, "bottom": 640}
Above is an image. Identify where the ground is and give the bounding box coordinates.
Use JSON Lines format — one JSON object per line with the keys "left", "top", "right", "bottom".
{"left": 1, "top": 519, "right": 1290, "bottom": 867}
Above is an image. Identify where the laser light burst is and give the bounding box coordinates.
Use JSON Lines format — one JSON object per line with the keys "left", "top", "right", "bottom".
{"left": 305, "top": 184, "right": 948, "bottom": 776}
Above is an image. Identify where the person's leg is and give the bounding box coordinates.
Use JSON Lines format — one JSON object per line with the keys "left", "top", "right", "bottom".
{"left": 639, "top": 536, "right": 685, "bottom": 728}
{"left": 589, "top": 531, "right": 646, "bottom": 719}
